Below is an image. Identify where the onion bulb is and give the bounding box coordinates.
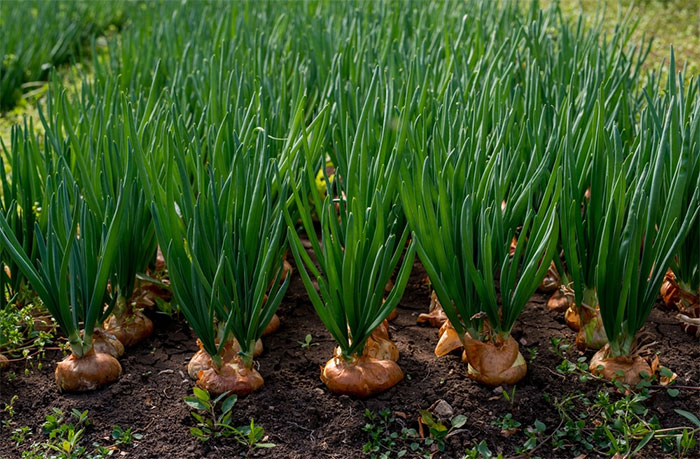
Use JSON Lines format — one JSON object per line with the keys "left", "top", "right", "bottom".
{"left": 547, "top": 289, "right": 572, "bottom": 313}
{"left": 55, "top": 349, "right": 122, "bottom": 392}
{"left": 589, "top": 344, "right": 655, "bottom": 386}
{"left": 187, "top": 338, "right": 263, "bottom": 379}
{"left": 417, "top": 291, "right": 448, "bottom": 328}
{"left": 104, "top": 307, "right": 153, "bottom": 347}
{"left": 321, "top": 355, "right": 403, "bottom": 398}
{"left": 461, "top": 334, "right": 526, "bottom": 387}
{"left": 91, "top": 328, "right": 125, "bottom": 358}
{"left": 262, "top": 314, "right": 280, "bottom": 337}
{"left": 196, "top": 357, "right": 264, "bottom": 396}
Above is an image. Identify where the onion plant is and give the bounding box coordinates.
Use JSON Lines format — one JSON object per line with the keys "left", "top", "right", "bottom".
{"left": 286, "top": 79, "right": 416, "bottom": 398}
{"left": 0, "top": 121, "right": 47, "bottom": 309}
{"left": 0, "top": 159, "right": 126, "bottom": 392}
{"left": 657, "top": 59, "right": 700, "bottom": 334}
{"left": 0, "top": 0, "right": 126, "bottom": 110}
{"left": 139, "top": 109, "right": 289, "bottom": 396}
{"left": 590, "top": 85, "right": 700, "bottom": 385}
{"left": 558, "top": 100, "right": 610, "bottom": 350}
{"left": 40, "top": 85, "right": 160, "bottom": 347}
{"left": 399, "top": 77, "right": 560, "bottom": 386}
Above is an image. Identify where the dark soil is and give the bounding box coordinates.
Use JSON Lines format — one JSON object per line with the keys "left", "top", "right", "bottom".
{"left": 1, "top": 260, "right": 699, "bottom": 459}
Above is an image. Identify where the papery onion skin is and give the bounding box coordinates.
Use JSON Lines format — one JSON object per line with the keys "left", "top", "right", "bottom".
{"left": 538, "top": 262, "right": 560, "bottom": 293}
{"left": 417, "top": 291, "right": 448, "bottom": 328}
{"left": 461, "top": 335, "right": 527, "bottom": 387}
{"left": 262, "top": 314, "right": 280, "bottom": 337}
{"left": 352, "top": 320, "right": 399, "bottom": 362}
{"left": 320, "top": 355, "right": 403, "bottom": 398}
{"left": 660, "top": 270, "right": 680, "bottom": 309}
{"left": 565, "top": 304, "right": 581, "bottom": 331}
{"left": 104, "top": 309, "right": 154, "bottom": 347}
{"left": 435, "top": 320, "right": 462, "bottom": 356}
{"left": 547, "top": 290, "right": 572, "bottom": 313}
{"left": 0, "top": 353, "right": 8, "bottom": 369}
{"left": 91, "top": 328, "right": 125, "bottom": 358}
{"left": 196, "top": 359, "right": 264, "bottom": 396}
{"left": 589, "top": 344, "right": 653, "bottom": 386}
{"left": 55, "top": 349, "right": 122, "bottom": 392}
{"left": 187, "top": 339, "right": 263, "bottom": 379}
{"left": 575, "top": 307, "right": 607, "bottom": 351}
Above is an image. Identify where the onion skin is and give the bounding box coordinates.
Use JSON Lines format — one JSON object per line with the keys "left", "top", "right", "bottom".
{"left": 91, "top": 328, "right": 125, "bottom": 358}
{"left": 565, "top": 304, "right": 581, "bottom": 331}
{"left": 349, "top": 320, "right": 399, "bottom": 362}
{"left": 55, "top": 349, "right": 122, "bottom": 392}
{"left": 589, "top": 345, "right": 653, "bottom": 386}
{"left": 104, "top": 309, "right": 154, "bottom": 347}
{"left": 660, "top": 270, "right": 679, "bottom": 309}
{"left": 538, "top": 261, "right": 560, "bottom": 293}
{"left": 435, "top": 320, "right": 462, "bottom": 356}
{"left": 262, "top": 314, "right": 280, "bottom": 337}
{"left": 281, "top": 259, "right": 293, "bottom": 283}
{"left": 0, "top": 353, "right": 8, "bottom": 369}
{"left": 155, "top": 245, "right": 167, "bottom": 272}
{"left": 461, "top": 335, "right": 527, "bottom": 387}
{"left": 196, "top": 359, "right": 264, "bottom": 396}
{"left": 321, "top": 355, "right": 403, "bottom": 398}
{"left": 417, "top": 291, "right": 448, "bottom": 328}
{"left": 575, "top": 307, "right": 607, "bottom": 350}
{"left": 547, "top": 290, "right": 572, "bottom": 313}
{"left": 187, "top": 339, "right": 263, "bottom": 380}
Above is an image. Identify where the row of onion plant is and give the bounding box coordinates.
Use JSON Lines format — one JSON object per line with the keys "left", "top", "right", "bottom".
{"left": 0, "top": 155, "right": 129, "bottom": 391}
{"left": 137, "top": 90, "right": 297, "bottom": 395}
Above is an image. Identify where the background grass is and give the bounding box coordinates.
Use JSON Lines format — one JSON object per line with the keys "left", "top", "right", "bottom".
{"left": 551, "top": 0, "right": 700, "bottom": 75}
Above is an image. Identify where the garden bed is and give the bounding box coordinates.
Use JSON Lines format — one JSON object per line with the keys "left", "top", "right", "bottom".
{"left": 1, "top": 260, "right": 697, "bottom": 458}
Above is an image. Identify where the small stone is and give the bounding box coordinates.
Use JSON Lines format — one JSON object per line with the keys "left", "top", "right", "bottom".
{"left": 493, "top": 386, "right": 504, "bottom": 394}
{"left": 431, "top": 399, "right": 454, "bottom": 419}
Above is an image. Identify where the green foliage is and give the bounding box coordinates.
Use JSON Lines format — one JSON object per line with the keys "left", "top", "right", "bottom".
{"left": 185, "top": 387, "right": 274, "bottom": 449}
{"left": 0, "top": 0, "right": 127, "bottom": 110}
{"left": 141, "top": 109, "right": 290, "bottom": 367}
{"left": 286, "top": 77, "right": 416, "bottom": 359}
{"left": 20, "top": 408, "right": 116, "bottom": 459}
{"left": 111, "top": 425, "right": 143, "bottom": 446}
{"left": 362, "top": 408, "right": 467, "bottom": 458}
{"left": 0, "top": 160, "right": 127, "bottom": 357}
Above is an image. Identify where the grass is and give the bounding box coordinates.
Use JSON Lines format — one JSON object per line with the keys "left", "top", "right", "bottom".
{"left": 551, "top": 0, "right": 700, "bottom": 75}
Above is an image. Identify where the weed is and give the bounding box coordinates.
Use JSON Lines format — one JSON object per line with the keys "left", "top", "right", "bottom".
{"left": 185, "top": 387, "right": 274, "bottom": 450}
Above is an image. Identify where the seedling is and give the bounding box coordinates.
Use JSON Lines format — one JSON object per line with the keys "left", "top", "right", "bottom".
{"left": 185, "top": 387, "right": 275, "bottom": 450}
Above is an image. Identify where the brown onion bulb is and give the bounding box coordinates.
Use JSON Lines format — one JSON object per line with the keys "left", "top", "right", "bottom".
{"left": 589, "top": 344, "right": 653, "bottom": 386}
{"left": 91, "top": 328, "right": 125, "bottom": 358}
{"left": 187, "top": 338, "right": 263, "bottom": 379}
{"left": 461, "top": 334, "right": 526, "bottom": 387}
{"left": 538, "top": 261, "right": 560, "bottom": 293}
{"left": 262, "top": 314, "right": 280, "bottom": 336}
{"left": 55, "top": 349, "right": 122, "bottom": 392}
{"left": 196, "top": 358, "right": 264, "bottom": 396}
{"left": 0, "top": 353, "right": 8, "bottom": 369}
{"left": 546, "top": 290, "right": 572, "bottom": 313}
{"left": 321, "top": 355, "right": 403, "bottom": 398}
{"left": 104, "top": 309, "right": 154, "bottom": 347}
{"left": 564, "top": 304, "right": 581, "bottom": 331}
